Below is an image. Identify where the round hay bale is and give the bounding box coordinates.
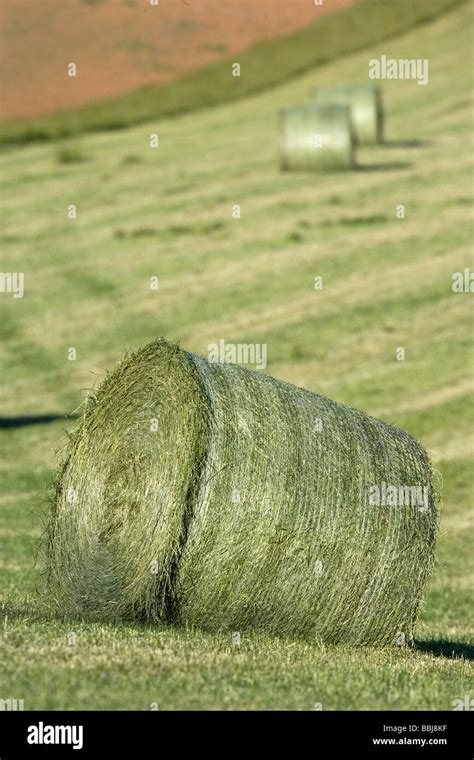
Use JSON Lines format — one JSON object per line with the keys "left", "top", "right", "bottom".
{"left": 46, "top": 339, "right": 437, "bottom": 645}
{"left": 279, "top": 104, "right": 354, "bottom": 172}
{"left": 312, "top": 84, "right": 384, "bottom": 145}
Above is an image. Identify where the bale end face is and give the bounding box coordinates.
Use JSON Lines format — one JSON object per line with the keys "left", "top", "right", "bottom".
{"left": 45, "top": 339, "right": 209, "bottom": 622}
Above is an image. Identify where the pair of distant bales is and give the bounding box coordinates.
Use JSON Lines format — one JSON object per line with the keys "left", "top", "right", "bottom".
{"left": 279, "top": 83, "right": 383, "bottom": 171}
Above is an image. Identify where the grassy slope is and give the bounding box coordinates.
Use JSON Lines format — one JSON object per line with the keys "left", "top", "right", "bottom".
{"left": 0, "top": 0, "right": 465, "bottom": 145}
{"left": 0, "top": 3, "right": 473, "bottom": 709}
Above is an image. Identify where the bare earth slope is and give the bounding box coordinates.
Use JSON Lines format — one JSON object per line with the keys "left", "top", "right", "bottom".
{"left": 0, "top": 0, "right": 354, "bottom": 121}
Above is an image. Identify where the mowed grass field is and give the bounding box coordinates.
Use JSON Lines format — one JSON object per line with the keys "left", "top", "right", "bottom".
{"left": 0, "top": 3, "right": 473, "bottom": 710}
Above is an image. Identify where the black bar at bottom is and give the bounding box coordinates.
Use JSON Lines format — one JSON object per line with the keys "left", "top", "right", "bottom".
{"left": 0, "top": 710, "right": 471, "bottom": 757}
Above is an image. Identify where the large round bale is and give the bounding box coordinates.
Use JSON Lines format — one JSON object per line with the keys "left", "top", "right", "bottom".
{"left": 279, "top": 104, "right": 354, "bottom": 171}
{"left": 312, "top": 84, "right": 384, "bottom": 145}
{"left": 46, "top": 339, "right": 437, "bottom": 645}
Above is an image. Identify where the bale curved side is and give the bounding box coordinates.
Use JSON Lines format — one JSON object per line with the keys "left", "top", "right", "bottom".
{"left": 46, "top": 338, "right": 437, "bottom": 644}
{"left": 176, "top": 353, "right": 436, "bottom": 644}
{"left": 312, "top": 84, "right": 384, "bottom": 145}
{"left": 279, "top": 104, "right": 354, "bottom": 171}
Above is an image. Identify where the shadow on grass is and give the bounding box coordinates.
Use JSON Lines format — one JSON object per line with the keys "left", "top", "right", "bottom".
{"left": 415, "top": 640, "right": 474, "bottom": 661}
{"left": 0, "top": 414, "right": 78, "bottom": 429}
{"left": 383, "top": 139, "right": 430, "bottom": 149}
{"left": 2, "top": 599, "right": 172, "bottom": 636}
{"left": 355, "top": 161, "right": 412, "bottom": 172}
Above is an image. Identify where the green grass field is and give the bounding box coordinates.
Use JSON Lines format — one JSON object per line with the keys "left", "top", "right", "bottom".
{"left": 0, "top": 2, "right": 473, "bottom": 709}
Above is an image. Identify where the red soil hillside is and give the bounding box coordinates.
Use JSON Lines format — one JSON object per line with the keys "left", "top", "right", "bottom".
{"left": 0, "top": 0, "right": 355, "bottom": 122}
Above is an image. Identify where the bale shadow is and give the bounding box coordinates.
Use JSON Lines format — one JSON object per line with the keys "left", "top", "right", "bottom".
{"left": 0, "top": 414, "right": 78, "bottom": 429}
{"left": 355, "top": 161, "right": 412, "bottom": 172}
{"left": 1, "top": 600, "right": 53, "bottom": 624}
{"left": 415, "top": 639, "right": 474, "bottom": 661}
{"left": 383, "top": 139, "right": 430, "bottom": 149}
{"left": 1, "top": 600, "right": 172, "bottom": 635}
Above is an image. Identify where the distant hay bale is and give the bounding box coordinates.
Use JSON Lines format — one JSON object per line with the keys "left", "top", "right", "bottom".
{"left": 279, "top": 104, "right": 354, "bottom": 171}
{"left": 312, "top": 84, "right": 384, "bottom": 145}
{"left": 46, "top": 338, "right": 437, "bottom": 645}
